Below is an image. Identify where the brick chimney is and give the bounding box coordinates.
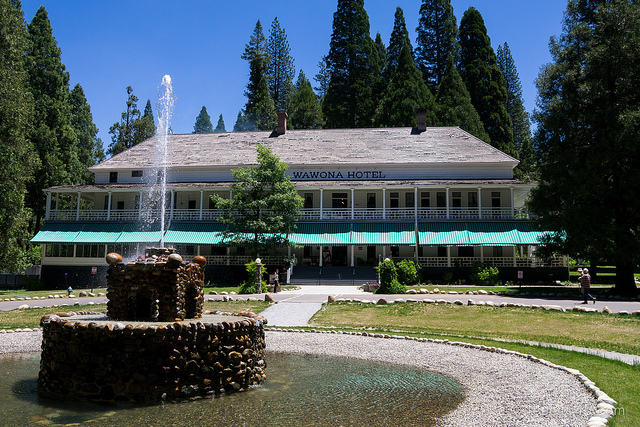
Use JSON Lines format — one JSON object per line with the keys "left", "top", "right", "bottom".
{"left": 416, "top": 109, "right": 427, "bottom": 133}
{"left": 277, "top": 111, "right": 288, "bottom": 135}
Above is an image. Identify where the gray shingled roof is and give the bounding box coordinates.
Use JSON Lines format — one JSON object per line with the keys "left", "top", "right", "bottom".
{"left": 90, "top": 126, "right": 518, "bottom": 171}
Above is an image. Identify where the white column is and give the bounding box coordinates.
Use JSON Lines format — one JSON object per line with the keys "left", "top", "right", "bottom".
{"left": 447, "top": 246, "right": 451, "bottom": 267}
{"left": 199, "top": 190, "right": 204, "bottom": 220}
{"left": 513, "top": 247, "right": 517, "bottom": 267}
{"left": 226, "top": 247, "right": 231, "bottom": 266}
{"left": 351, "top": 245, "right": 354, "bottom": 267}
{"left": 45, "top": 192, "right": 52, "bottom": 220}
{"left": 107, "top": 192, "right": 112, "bottom": 220}
{"left": 351, "top": 188, "right": 355, "bottom": 220}
{"left": 319, "top": 188, "right": 324, "bottom": 219}
{"left": 170, "top": 190, "right": 175, "bottom": 221}
{"left": 510, "top": 187, "right": 515, "bottom": 218}
{"left": 138, "top": 190, "right": 143, "bottom": 219}
{"left": 445, "top": 188, "right": 450, "bottom": 219}
{"left": 477, "top": 188, "right": 482, "bottom": 219}
{"left": 414, "top": 186, "right": 418, "bottom": 221}
{"left": 76, "top": 192, "right": 81, "bottom": 220}
{"left": 382, "top": 188, "right": 386, "bottom": 220}
{"left": 480, "top": 247, "right": 484, "bottom": 263}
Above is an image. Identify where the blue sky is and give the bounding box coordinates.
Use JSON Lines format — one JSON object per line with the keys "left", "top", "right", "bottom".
{"left": 22, "top": 1, "right": 567, "bottom": 148}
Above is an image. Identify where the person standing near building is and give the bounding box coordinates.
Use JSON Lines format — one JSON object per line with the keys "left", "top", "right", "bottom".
{"left": 579, "top": 268, "right": 595, "bottom": 304}
{"left": 273, "top": 269, "right": 280, "bottom": 293}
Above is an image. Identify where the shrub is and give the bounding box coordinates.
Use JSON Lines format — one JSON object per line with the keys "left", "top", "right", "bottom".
{"left": 470, "top": 262, "right": 501, "bottom": 286}
{"left": 375, "top": 259, "right": 406, "bottom": 294}
{"left": 239, "top": 261, "right": 268, "bottom": 294}
{"left": 396, "top": 259, "right": 421, "bottom": 286}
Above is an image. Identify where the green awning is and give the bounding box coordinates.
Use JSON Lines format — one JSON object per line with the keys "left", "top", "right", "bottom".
{"left": 72, "top": 223, "right": 128, "bottom": 244}
{"left": 351, "top": 223, "right": 415, "bottom": 246}
{"left": 116, "top": 223, "right": 163, "bottom": 244}
{"left": 289, "top": 223, "right": 351, "bottom": 246}
{"left": 467, "top": 222, "right": 521, "bottom": 246}
{"left": 30, "top": 223, "right": 83, "bottom": 244}
{"left": 418, "top": 222, "right": 470, "bottom": 246}
{"left": 163, "top": 222, "right": 227, "bottom": 245}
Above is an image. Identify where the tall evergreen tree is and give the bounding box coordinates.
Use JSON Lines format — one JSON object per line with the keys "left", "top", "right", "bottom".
{"left": 375, "top": 43, "right": 435, "bottom": 127}
{"left": 415, "top": 0, "right": 459, "bottom": 90}
{"left": 0, "top": 0, "right": 39, "bottom": 272}
{"left": 289, "top": 70, "right": 324, "bottom": 129}
{"left": 234, "top": 110, "right": 250, "bottom": 132}
{"left": 26, "top": 6, "right": 83, "bottom": 231}
{"left": 373, "top": 33, "right": 388, "bottom": 86}
{"left": 386, "top": 7, "right": 413, "bottom": 78}
{"left": 322, "top": 0, "right": 381, "bottom": 128}
{"left": 69, "top": 83, "right": 104, "bottom": 183}
{"left": 435, "top": 56, "right": 489, "bottom": 141}
{"left": 266, "top": 17, "right": 295, "bottom": 111}
{"left": 242, "top": 21, "right": 268, "bottom": 114}
{"left": 108, "top": 87, "right": 154, "bottom": 156}
{"left": 530, "top": 0, "right": 640, "bottom": 294}
{"left": 313, "top": 55, "right": 331, "bottom": 102}
{"left": 193, "top": 106, "right": 213, "bottom": 133}
{"left": 497, "top": 43, "right": 535, "bottom": 175}
{"left": 458, "top": 7, "right": 514, "bottom": 155}
{"left": 214, "top": 114, "right": 226, "bottom": 132}
{"left": 250, "top": 76, "right": 277, "bottom": 130}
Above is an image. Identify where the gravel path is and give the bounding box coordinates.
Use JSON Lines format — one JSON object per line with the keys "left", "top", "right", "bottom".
{"left": 266, "top": 331, "right": 599, "bottom": 426}
{"left": 261, "top": 302, "right": 324, "bottom": 326}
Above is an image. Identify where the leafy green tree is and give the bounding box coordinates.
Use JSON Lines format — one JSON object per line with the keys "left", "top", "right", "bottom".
{"left": 458, "top": 7, "right": 514, "bottom": 155}
{"left": 375, "top": 43, "right": 435, "bottom": 127}
{"left": 435, "top": 56, "right": 489, "bottom": 141}
{"left": 415, "top": 0, "right": 460, "bottom": 90}
{"left": 530, "top": 0, "right": 640, "bottom": 294}
{"left": 69, "top": 83, "right": 104, "bottom": 183}
{"left": 497, "top": 43, "right": 535, "bottom": 176}
{"left": 322, "top": 0, "right": 381, "bottom": 128}
{"left": 211, "top": 145, "right": 303, "bottom": 258}
{"left": 193, "top": 106, "right": 214, "bottom": 133}
{"left": 214, "top": 114, "right": 226, "bottom": 132}
{"left": 289, "top": 70, "right": 324, "bottom": 129}
{"left": 26, "top": 6, "right": 83, "bottom": 231}
{"left": 0, "top": 0, "right": 39, "bottom": 272}
{"left": 266, "top": 17, "right": 295, "bottom": 111}
{"left": 107, "top": 87, "right": 154, "bottom": 156}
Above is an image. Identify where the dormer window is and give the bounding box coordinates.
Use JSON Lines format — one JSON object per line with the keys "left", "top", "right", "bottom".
{"left": 109, "top": 172, "right": 118, "bottom": 183}
{"left": 131, "top": 170, "right": 143, "bottom": 178}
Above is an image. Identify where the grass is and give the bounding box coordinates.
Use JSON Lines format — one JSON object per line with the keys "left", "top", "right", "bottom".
{"left": 309, "top": 302, "right": 640, "bottom": 355}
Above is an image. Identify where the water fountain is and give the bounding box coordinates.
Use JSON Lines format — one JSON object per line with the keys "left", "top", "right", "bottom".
{"left": 36, "top": 76, "right": 267, "bottom": 402}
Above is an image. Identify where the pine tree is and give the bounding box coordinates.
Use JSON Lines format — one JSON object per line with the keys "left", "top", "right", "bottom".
{"left": 69, "top": 83, "right": 104, "bottom": 183}
{"left": 214, "top": 114, "right": 226, "bottom": 132}
{"left": 234, "top": 110, "right": 250, "bottom": 132}
{"left": 415, "top": 0, "right": 460, "bottom": 90}
{"left": 435, "top": 56, "right": 489, "bottom": 141}
{"left": 108, "top": 87, "right": 154, "bottom": 156}
{"left": 375, "top": 43, "right": 435, "bottom": 127}
{"left": 458, "top": 7, "right": 514, "bottom": 155}
{"left": 0, "top": 0, "right": 40, "bottom": 272}
{"left": 249, "top": 76, "right": 277, "bottom": 131}
{"left": 530, "top": 0, "right": 640, "bottom": 293}
{"left": 26, "top": 6, "right": 83, "bottom": 231}
{"left": 193, "top": 106, "right": 214, "bottom": 133}
{"left": 373, "top": 33, "right": 388, "bottom": 86}
{"left": 386, "top": 7, "right": 413, "bottom": 78}
{"left": 313, "top": 55, "right": 331, "bottom": 102}
{"left": 242, "top": 21, "right": 268, "bottom": 114}
{"left": 289, "top": 70, "right": 324, "bottom": 129}
{"left": 266, "top": 17, "right": 295, "bottom": 111}
{"left": 322, "top": 0, "right": 380, "bottom": 128}
{"left": 496, "top": 43, "right": 535, "bottom": 175}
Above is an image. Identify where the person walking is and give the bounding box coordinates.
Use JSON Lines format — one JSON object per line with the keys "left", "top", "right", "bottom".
{"left": 273, "top": 269, "right": 280, "bottom": 293}
{"left": 579, "top": 268, "right": 596, "bottom": 304}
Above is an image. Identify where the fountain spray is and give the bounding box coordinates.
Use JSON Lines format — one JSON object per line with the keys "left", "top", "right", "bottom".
{"left": 156, "top": 75, "right": 175, "bottom": 247}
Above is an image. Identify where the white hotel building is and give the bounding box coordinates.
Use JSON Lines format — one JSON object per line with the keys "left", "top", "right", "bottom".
{"left": 32, "top": 115, "right": 567, "bottom": 287}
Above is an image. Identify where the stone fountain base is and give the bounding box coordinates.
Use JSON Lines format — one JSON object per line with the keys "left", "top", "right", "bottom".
{"left": 38, "top": 311, "right": 266, "bottom": 402}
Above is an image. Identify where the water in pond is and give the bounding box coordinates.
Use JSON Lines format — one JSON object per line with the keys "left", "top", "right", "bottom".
{"left": 2, "top": 352, "right": 464, "bottom": 426}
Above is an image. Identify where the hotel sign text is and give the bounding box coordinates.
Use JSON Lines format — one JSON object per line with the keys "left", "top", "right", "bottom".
{"left": 290, "top": 170, "right": 387, "bottom": 180}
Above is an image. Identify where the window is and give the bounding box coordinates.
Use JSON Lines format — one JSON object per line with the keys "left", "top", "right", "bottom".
{"left": 304, "top": 193, "right": 314, "bottom": 209}
{"left": 209, "top": 195, "right": 217, "bottom": 210}
{"left": 390, "top": 192, "right": 399, "bottom": 208}
{"left": 390, "top": 246, "right": 399, "bottom": 257}
{"left": 332, "top": 193, "right": 348, "bottom": 209}
{"left": 109, "top": 172, "right": 118, "bottom": 183}
{"left": 76, "top": 245, "right": 105, "bottom": 258}
{"left": 493, "top": 247, "right": 503, "bottom": 257}
{"left": 366, "top": 193, "right": 376, "bottom": 209}
{"left": 188, "top": 200, "right": 197, "bottom": 210}
{"left": 458, "top": 246, "right": 474, "bottom": 257}
{"left": 421, "top": 192, "right": 430, "bottom": 208}
{"left": 131, "top": 170, "right": 143, "bottom": 178}
{"left": 468, "top": 192, "right": 478, "bottom": 208}
{"left": 491, "top": 191, "right": 501, "bottom": 208}
{"left": 211, "top": 247, "right": 226, "bottom": 256}
{"left": 116, "top": 201, "right": 125, "bottom": 210}
{"left": 452, "top": 191, "right": 462, "bottom": 208}
{"left": 437, "top": 246, "right": 447, "bottom": 257}
{"left": 436, "top": 192, "right": 446, "bottom": 208}
{"left": 405, "top": 192, "right": 415, "bottom": 208}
